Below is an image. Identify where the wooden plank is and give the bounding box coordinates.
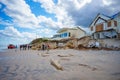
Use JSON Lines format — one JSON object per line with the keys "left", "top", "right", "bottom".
{"left": 50, "top": 59, "right": 63, "bottom": 71}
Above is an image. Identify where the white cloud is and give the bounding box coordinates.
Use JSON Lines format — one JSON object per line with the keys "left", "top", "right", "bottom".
{"left": 0, "top": 0, "right": 40, "bottom": 29}
{"left": 0, "top": 26, "right": 22, "bottom": 37}
{"left": 21, "top": 32, "right": 40, "bottom": 40}
{"left": 0, "top": 18, "right": 14, "bottom": 26}
{"left": 1, "top": 0, "right": 120, "bottom": 30}
{"left": 33, "top": 0, "right": 120, "bottom": 29}
{"left": 0, "top": 26, "right": 41, "bottom": 44}
{"left": 102, "top": 0, "right": 112, "bottom": 6}
{"left": 71, "top": 0, "right": 92, "bottom": 10}
{"left": 34, "top": 0, "right": 75, "bottom": 28}
{"left": 0, "top": 3, "right": 2, "bottom": 9}
{"left": 58, "top": 0, "right": 120, "bottom": 27}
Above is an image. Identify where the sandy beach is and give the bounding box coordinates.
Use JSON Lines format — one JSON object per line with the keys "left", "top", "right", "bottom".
{"left": 0, "top": 49, "right": 120, "bottom": 80}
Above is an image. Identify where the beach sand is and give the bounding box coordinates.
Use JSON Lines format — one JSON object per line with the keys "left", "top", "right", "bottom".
{"left": 0, "top": 49, "right": 120, "bottom": 80}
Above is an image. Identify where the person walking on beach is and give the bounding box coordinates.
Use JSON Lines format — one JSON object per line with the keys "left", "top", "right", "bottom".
{"left": 42, "top": 44, "right": 45, "bottom": 51}
{"left": 46, "top": 43, "right": 50, "bottom": 54}
{"left": 15, "top": 45, "right": 17, "bottom": 52}
{"left": 20, "top": 45, "right": 22, "bottom": 50}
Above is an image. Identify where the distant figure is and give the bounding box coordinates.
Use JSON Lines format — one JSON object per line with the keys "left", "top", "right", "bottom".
{"left": 28, "top": 44, "right": 32, "bottom": 50}
{"left": 15, "top": 45, "right": 17, "bottom": 48}
{"left": 46, "top": 43, "right": 50, "bottom": 54}
{"left": 20, "top": 45, "right": 22, "bottom": 50}
{"left": 47, "top": 43, "right": 50, "bottom": 51}
{"left": 28, "top": 45, "right": 30, "bottom": 50}
{"left": 15, "top": 45, "right": 17, "bottom": 52}
{"left": 23, "top": 45, "right": 25, "bottom": 50}
{"left": 24, "top": 44, "right": 27, "bottom": 50}
{"left": 42, "top": 44, "right": 45, "bottom": 51}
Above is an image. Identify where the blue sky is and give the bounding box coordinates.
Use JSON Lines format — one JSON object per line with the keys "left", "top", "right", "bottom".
{"left": 0, "top": 0, "right": 120, "bottom": 46}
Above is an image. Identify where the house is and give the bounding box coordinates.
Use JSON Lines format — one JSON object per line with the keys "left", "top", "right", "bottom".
{"left": 52, "top": 27, "right": 86, "bottom": 40}
{"left": 89, "top": 12, "right": 120, "bottom": 39}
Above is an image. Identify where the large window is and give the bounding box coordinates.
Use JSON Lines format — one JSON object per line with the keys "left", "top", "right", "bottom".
{"left": 64, "top": 33, "right": 67, "bottom": 37}
{"left": 60, "top": 32, "right": 69, "bottom": 38}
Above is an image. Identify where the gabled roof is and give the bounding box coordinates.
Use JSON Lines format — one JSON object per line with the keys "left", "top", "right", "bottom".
{"left": 111, "top": 12, "right": 120, "bottom": 19}
{"left": 89, "top": 12, "right": 120, "bottom": 27}
{"left": 89, "top": 13, "right": 111, "bottom": 27}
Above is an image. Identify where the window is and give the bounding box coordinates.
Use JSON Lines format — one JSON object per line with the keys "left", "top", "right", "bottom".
{"left": 96, "top": 33, "right": 100, "bottom": 39}
{"left": 64, "top": 33, "right": 67, "bottom": 37}
{"left": 69, "top": 32, "right": 71, "bottom": 37}
{"left": 114, "top": 21, "right": 117, "bottom": 27}
{"left": 107, "top": 21, "right": 111, "bottom": 27}
{"left": 91, "top": 26, "right": 93, "bottom": 31}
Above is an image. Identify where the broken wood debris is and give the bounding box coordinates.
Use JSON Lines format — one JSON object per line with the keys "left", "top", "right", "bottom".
{"left": 50, "top": 59, "right": 63, "bottom": 71}
{"left": 58, "top": 54, "right": 74, "bottom": 57}
{"left": 79, "top": 63, "right": 97, "bottom": 71}
{"left": 41, "top": 53, "right": 49, "bottom": 57}
{"left": 60, "top": 58, "right": 70, "bottom": 61}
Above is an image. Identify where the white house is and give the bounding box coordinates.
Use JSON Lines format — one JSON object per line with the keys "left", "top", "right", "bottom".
{"left": 89, "top": 12, "right": 120, "bottom": 39}
{"left": 52, "top": 27, "right": 86, "bottom": 40}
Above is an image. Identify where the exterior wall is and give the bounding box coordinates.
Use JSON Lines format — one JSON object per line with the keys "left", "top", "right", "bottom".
{"left": 98, "top": 39, "right": 120, "bottom": 48}
{"left": 114, "top": 14, "right": 120, "bottom": 33}
{"left": 106, "top": 20, "right": 117, "bottom": 30}
{"left": 68, "top": 29, "right": 86, "bottom": 38}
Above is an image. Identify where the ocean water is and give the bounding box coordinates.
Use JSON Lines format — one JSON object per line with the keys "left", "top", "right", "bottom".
{"left": 0, "top": 45, "right": 7, "bottom": 52}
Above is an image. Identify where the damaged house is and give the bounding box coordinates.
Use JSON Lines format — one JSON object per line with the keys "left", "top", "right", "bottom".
{"left": 89, "top": 12, "right": 120, "bottom": 39}
{"left": 51, "top": 27, "right": 86, "bottom": 48}
{"left": 52, "top": 27, "right": 86, "bottom": 40}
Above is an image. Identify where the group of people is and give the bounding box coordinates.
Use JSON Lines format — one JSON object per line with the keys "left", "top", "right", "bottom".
{"left": 20, "top": 44, "right": 32, "bottom": 50}
{"left": 41, "top": 43, "right": 49, "bottom": 51}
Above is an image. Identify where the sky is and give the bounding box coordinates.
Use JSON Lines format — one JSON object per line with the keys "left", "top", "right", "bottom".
{"left": 0, "top": 0, "right": 120, "bottom": 46}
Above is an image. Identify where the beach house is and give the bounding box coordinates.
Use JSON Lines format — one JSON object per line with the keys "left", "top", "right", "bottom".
{"left": 89, "top": 12, "right": 120, "bottom": 39}
{"left": 52, "top": 27, "right": 86, "bottom": 40}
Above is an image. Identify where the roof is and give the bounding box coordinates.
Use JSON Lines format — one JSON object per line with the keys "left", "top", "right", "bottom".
{"left": 111, "top": 12, "right": 120, "bottom": 19}
{"left": 89, "top": 13, "right": 111, "bottom": 27}
{"left": 57, "top": 27, "right": 85, "bottom": 33}
{"left": 89, "top": 12, "right": 120, "bottom": 27}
